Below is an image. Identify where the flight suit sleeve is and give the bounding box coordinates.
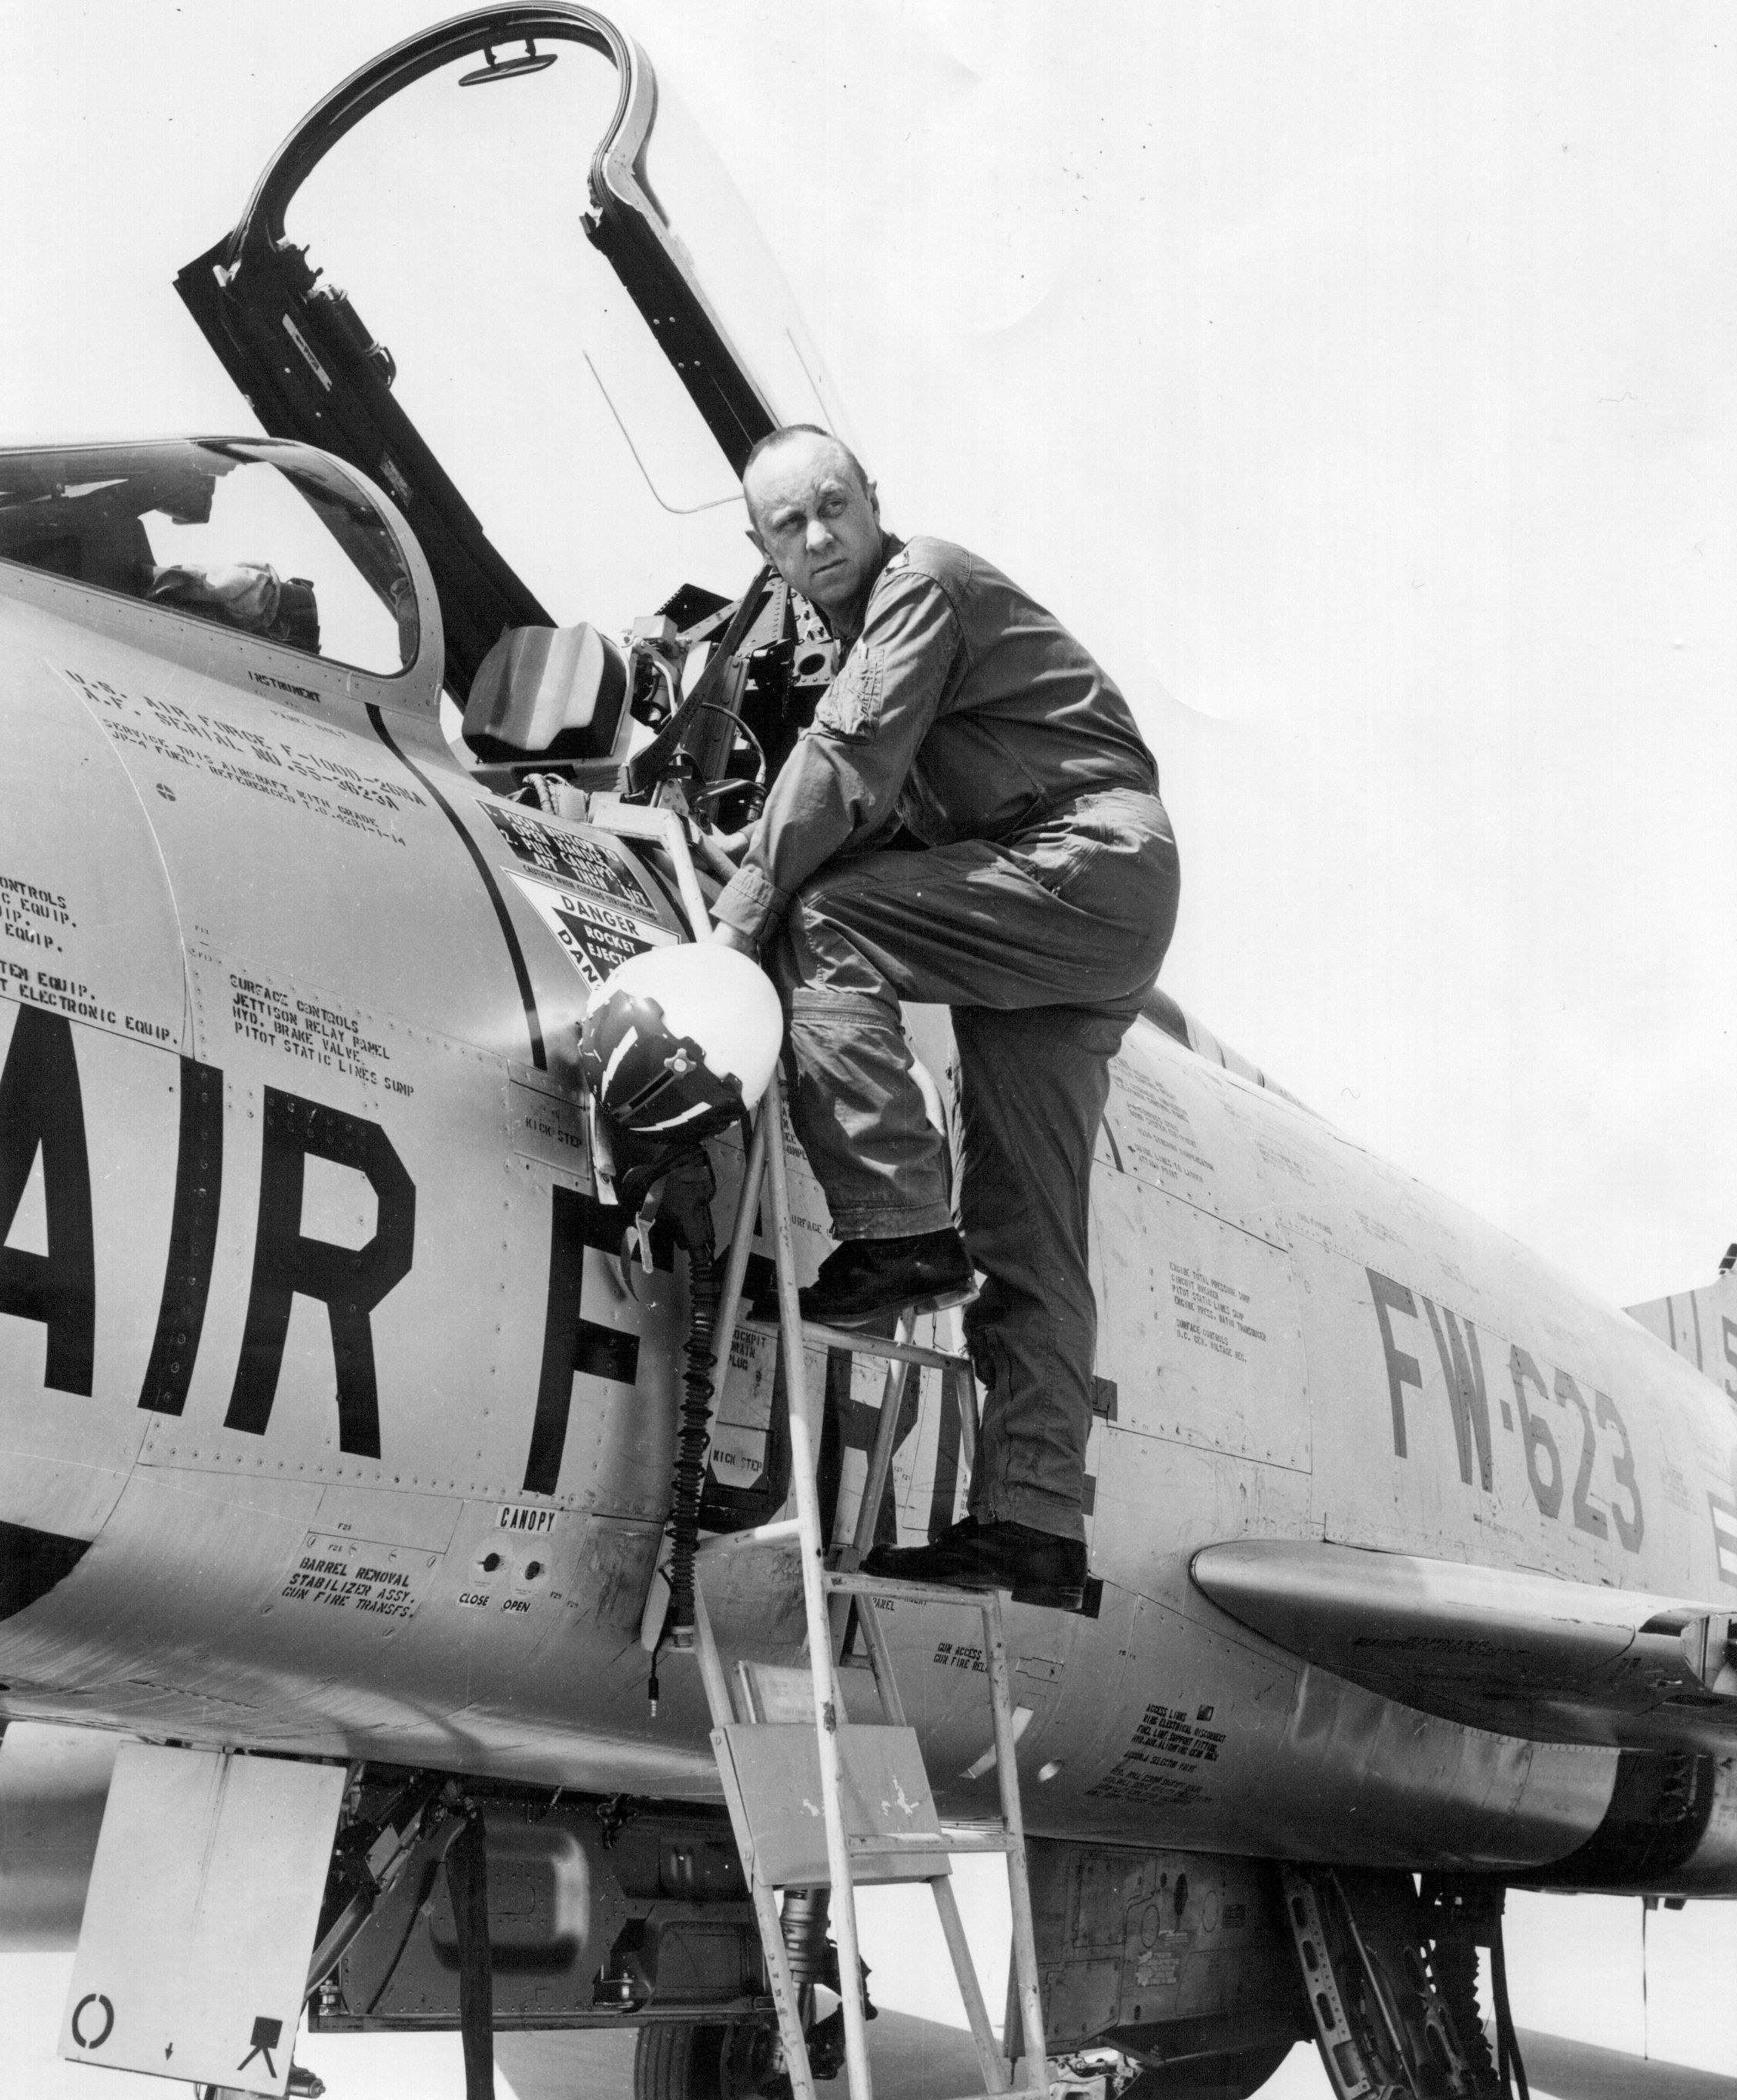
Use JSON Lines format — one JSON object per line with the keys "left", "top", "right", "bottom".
{"left": 712, "top": 565, "right": 960, "bottom": 942}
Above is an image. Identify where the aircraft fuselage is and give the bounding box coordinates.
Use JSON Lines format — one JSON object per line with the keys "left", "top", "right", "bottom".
{"left": 5, "top": 518, "right": 1737, "bottom": 1895}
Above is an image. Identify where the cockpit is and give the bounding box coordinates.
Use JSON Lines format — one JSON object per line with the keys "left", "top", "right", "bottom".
{"left": 0, "top": 438, "right": 420, "bottom": 678}
{"left": 0, "top": 11, "right": 916, "bottom": 911}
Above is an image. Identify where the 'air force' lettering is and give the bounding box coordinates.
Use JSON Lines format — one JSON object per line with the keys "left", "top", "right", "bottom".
{"left": 224, "top": 1088, "right": 416, "bottom": 1457}
{"left": 0, "top": 1012, "right": 665, "bottom": 1493}
{"left": 138, "top": 1056, "right": 223, "bottom": 1417}
{"left": 0, "top": 1008, "right": 95, "bottom": 1395}
{"left": 0, "top": 1015, "right": 417, "bottom": 1456}
{"left": 524, "top": 1185, "right": 663, "bottom": 1495}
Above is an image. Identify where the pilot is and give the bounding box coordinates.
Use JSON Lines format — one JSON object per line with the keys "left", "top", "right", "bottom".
{"left": 710, "top": 425, "right": 1180, "bottom": 1610}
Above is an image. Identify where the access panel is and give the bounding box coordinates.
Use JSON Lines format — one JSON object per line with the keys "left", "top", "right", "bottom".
{"left": 61, "top": 1744, "right": 345, "bottom": 2095}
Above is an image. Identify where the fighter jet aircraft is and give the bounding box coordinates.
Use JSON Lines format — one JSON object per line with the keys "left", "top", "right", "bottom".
{"left": 4, "top": 10, "right": 1737, "bottom": 2100}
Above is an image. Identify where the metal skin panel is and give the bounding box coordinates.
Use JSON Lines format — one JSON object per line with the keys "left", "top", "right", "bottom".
{"left": 1277, "top": 1110, "right": 1724, "bottom": 1603}
{"left": 6, "top": 505, "right": 1737, "bottom": 1886}
{"left": 60, "top": 1743, "right": 346, "bottom": 2095}
{"left": 1026, "top": 1839, "right": 1303, "bottom": 2056}
{"left": 1089, "top": 1167, "right": 1310, "bottom": 1473}
{"left": 848, "top": 1576, "right": 1611, "bottom": 1874}
{"left": 0, "top": 1009, "right": 176, "bottom": 1540}
{"left": 0, "top": 626, "right": 189, "bottom": 1057}
{"left": 0, "top": 557, "right": 714, "bottom": 1787}
{"left": 1097, "top": 1038, "right": 1274, "bottom": 1229}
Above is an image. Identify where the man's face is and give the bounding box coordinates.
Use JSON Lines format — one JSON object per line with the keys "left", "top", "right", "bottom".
{"left": 743, "top": 433, "right": 882, "bottom": 621}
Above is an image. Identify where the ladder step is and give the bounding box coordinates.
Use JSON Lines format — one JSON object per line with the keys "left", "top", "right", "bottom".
{"left": 846, "top": 1830, "right": 1019, "bottom": 1857}
{"left": 696, "top": 1517, "right": 803, "bottom": 1560}
{"left": 694, "top": 1533, "right": 1009, "bottom": 1617}
{"left": 936, "top": 2092, "right": 1048, "bottom": 2100}
{"left": 925, "top": 2090, "right": 1046, "bottom": 2100}
{"left": 934, "top": 2088, "right": 1064, "bottom": 2100}
{"left": 824, "top": 1568, "right": 1006, "bottom": 1610}
{"left": 740, "top": 1311, "right": 970, "bottom": 1374}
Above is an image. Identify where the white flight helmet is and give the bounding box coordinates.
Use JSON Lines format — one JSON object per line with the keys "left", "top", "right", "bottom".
{"left": 577, "top": 943, "right": 783, "bottom": 1139}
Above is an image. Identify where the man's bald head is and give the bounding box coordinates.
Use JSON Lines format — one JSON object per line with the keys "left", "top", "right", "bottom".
{"left": 741, "top": 425, "right": 884, "bottom": 627}
{"left": 741, "top": 425, "right": 872, "bottom": 527}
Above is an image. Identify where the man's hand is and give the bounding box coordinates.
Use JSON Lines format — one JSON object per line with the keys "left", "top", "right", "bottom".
{"left": 712, "top": 820, "right": 761, "bottom": 864}
{"left": 690, "top": 820, "right": 758, "bottom": 887}
{"left": 711, "top": 921, "right": 758, "bottom": 957}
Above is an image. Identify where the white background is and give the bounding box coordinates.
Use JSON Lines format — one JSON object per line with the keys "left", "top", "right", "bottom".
{"left": 5, "top": 2, "right": 1737, "bottom": 2093}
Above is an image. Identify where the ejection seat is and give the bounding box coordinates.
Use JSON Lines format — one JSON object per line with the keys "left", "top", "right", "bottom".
{"left": 462, "top": 618, "right": 636, "bottom": 804}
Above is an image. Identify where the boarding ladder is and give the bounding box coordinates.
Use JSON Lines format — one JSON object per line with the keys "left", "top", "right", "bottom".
{"left": 591, "top": 800, "right": 1051, "bottom": 2100}
{"left": 692, "top": 1080, "right": 1050, "bottom": 2100}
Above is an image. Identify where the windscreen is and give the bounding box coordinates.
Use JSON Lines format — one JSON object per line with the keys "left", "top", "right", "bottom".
{"left": 279, "top": 41, "right": 775, "bottom": 639}
{"left": 0, "top": 440, "right": 418, "bottom": 675}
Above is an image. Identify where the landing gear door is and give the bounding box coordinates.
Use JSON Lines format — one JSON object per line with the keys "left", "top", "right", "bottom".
{"left": 61, "top": 1744, "right": 346, "bottom": 2095}
{"left": 175, "top": 5, "right": 855, "bottom": 699}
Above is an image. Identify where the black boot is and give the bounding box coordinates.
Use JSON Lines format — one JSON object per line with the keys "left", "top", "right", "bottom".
{"left": 862, "top": 1516, "right": 1086, "bottom": 1610}
{"left": 755, "top": 1227, "right": 976, "bottom": 1326}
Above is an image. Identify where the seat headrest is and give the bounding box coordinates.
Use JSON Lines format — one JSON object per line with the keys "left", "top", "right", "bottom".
{"left": 463, "top": 622, "right": 629, "bottom": 763}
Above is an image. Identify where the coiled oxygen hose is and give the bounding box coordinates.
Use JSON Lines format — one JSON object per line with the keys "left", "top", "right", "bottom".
{"left": 666, "top": 1226, "right": 720, "bottom": 1647}
{"left": 616, "top": 1142, "right": 723, "bottom": 1660}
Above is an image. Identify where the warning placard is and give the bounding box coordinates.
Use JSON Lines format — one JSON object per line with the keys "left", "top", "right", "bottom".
{"left": 510, "top": 873, "right": 677, "bottom": 988}
{"left": 484, "top": 804, "right": 662, "bottom": 911}
{"left": 278, "top": 1531, "right": 435, "bottom": 1621}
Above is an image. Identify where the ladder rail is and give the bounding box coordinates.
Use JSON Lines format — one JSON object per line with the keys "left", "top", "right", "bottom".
{"left": 952, "top": 1360, "right": 980, "bottom": 1480}
{"left": 709, "top": 1098, "right": 771, "bottom": 1409}
{"left": 588, "top": 795, "right": 714, "bottom": 935}
{"left": 984, "top": 1596, "right": 1050, "bottom": 2092}
{"left": 852, "top": 1587, "right": 909, "bottom": 1727}
{"left": 828, "top": 1316, "right": 912, "bottom": 1654}
{"left": 763, "top": 1078, "right": 878, "bottom": 2100}
{"left": 626, "top": 836, "right": 1046, "bottom": 2100}
{"left": 930, "top": 1872, "right": 1011, "bottom": 2096}
{"left": 694, "top": 1578, "right": 823, "bottom": 2100}
{"left": 750, "top": 1881, "right": 820, "bottom": 2100}
{"left": 689, "top": 1570, "right": 739, "bottom": 1731}
{"left": 847, "top": 1316, "right": 913, "bottom": 1569}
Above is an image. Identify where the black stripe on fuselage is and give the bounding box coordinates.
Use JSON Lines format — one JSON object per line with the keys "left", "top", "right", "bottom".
{"left": 0, "top": 1520, "right": 89, "bottom": 1621}
{"left": 366, "top": 704, "right": 547, "bottom": 1070}
{"left": 138, "top": 1055, "right": 224, "bottom": 1416}
{"left": 524, "top": 1186, "right": 663, "bottom": 1496}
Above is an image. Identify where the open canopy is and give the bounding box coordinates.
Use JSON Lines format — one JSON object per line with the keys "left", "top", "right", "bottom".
{"left": 176, "top": 4, "right": 853, "bottom": 697}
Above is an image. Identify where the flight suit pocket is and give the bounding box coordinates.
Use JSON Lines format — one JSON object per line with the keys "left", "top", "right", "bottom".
{"left": 814, "top": 647, "right": 885, "bottom": 741}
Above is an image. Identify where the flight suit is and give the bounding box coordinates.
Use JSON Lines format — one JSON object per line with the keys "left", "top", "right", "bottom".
{"left": 713, "top": 536, "right": 1179, "bottom": 1543}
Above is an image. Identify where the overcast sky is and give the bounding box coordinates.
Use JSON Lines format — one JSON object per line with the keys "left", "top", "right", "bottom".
{"left": 7, "top": 2, "right": 1735, "bottom": 1313}
{"left": 11, "top": 1, "right": 1736, "bottom": 1314}
{"left": 5, "top": 5, "right": 1737, "bottom": 2092}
